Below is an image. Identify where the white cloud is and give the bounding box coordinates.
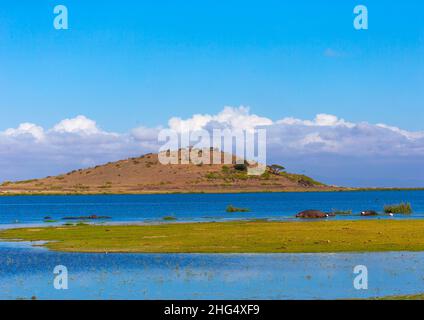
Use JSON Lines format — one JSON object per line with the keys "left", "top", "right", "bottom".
{"left": 52, "top": 115, "right": 102, "bottom": 135}
{"left": 277, "top": 114, "right": 354, "bottom": 128}
{"left": 4, "top": 123, "right": 45, "bottom": 141}
{"left": 168, "top": 106, "right": 273, "bottom": 132}
{"left": 376, "top": 123, "right": 424, "bottom": 140}
{"left": 298, "top": 132, "right": 339, "bottom": 150}
{"left": 131, "top": 126, "right": 162, "bottom": 141}
{"left": 0, "top": 107, "right": 423, "bottom": 186}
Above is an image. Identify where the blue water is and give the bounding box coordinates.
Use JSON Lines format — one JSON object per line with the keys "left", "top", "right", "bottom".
{"left": 1, "top": 191, "right": 423, "bottom": 300}
{"left": 0, "top": 243, "right": 423, "bottom": 300}
{"left": 0, "top": 191, "right": 423, "bottom": 226}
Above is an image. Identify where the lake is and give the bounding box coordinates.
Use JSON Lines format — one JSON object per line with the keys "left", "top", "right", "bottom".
{"left": 0, "top": 242, "right": 423, "bottom": 300}
{"left": 1, "top": 190, "right": 423, "bottom": 300}
{"left": 0, "top": 190, "right": 423, "bottom": 227}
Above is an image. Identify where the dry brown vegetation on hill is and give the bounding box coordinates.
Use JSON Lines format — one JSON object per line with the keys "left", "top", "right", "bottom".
{"left": 0, "top": 150, "right": 340, "bottom": 195}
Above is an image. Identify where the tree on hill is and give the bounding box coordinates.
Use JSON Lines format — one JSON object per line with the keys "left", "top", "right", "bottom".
{"left": 269, "top": 164, "right": 285, "bottom": 175}
{"left": 233, "top": 163, "right": 248, "bottom": 172}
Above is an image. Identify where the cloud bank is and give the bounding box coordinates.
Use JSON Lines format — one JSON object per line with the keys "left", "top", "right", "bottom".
{"left": 1, "top": 108, "right": 423, "bottom": 187}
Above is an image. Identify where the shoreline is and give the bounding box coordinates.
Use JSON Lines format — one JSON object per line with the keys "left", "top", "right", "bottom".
{"left": 0, "top": 187, "right": 423, "bottom": 197}
{"left": 1, "top": 219, "right": 424, "bottom": 254}
{"left": 371, "top": 293, "right": 424, "bottom": 300}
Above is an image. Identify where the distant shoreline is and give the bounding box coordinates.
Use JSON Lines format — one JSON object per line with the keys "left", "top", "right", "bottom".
{"left": 0, "top": 187, "right": 423, "bottom": 196}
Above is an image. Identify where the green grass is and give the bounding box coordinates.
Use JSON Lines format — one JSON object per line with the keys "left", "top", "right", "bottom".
{"left": 221, "top": 165, "right": 230, "bottom": 173}
{"left": 384, "top": 202, "right": 412, "bottom": 214}
{"left": 13, "top": 179, "right": 38, "bottom": 184}
{"left": 372, "top": 293, "right": 424, "bottom": 300}
{"left": 226, "top": 205, "right": 250, "bottom": 212}
{"left": 162, "top": 216, "right": 177, "bottom": 221}
{"left": 280, "top": 172, "right": 324, "bottom": 186}
{"left": 2, "top": 220, "right": 424, "bottom": 253}
{"left": 205, "top": 172, "right": 220, "bottom": 179}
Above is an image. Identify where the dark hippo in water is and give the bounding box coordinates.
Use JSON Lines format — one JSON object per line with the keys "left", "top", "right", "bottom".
{"left": 296, "top": 210, "right": 329, "bottom": 219}
{"left": 361, "top": 210, "right": 378, "bottom": 216}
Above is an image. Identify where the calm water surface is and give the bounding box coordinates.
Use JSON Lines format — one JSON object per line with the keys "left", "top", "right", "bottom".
{"left": 0, "top": 243, "right": 423, "bottom": 300}
{"left": 0, "top": 191, "right": 423, "bottom": 226}
{"left": 1, "top": 191, "right": 423, "bottom": 299}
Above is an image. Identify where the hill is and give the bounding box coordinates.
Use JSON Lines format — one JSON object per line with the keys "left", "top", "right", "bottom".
{"left": 0, "top": 150, "right": 340, "bottom": 195}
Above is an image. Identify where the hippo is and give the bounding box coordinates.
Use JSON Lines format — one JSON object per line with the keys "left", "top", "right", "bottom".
{"left": 296, "top": 210, "right": 329, "bottom": 219}
{"left": 361, "top": 210, "right": 378, "bottom": 216}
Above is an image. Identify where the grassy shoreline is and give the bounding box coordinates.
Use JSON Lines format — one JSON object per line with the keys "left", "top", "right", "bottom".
{"left": 0, "top": 188, "right": 346, "bottom": 196}
{"left": 372, "top": 293, "right": 424, "bottom": 300}
{"left": 1, "top": 220, "right": 424, "bottom": 253}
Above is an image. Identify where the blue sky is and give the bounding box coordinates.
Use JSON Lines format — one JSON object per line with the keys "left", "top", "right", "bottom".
{"left": 0, "top": 0, "right": 423, "bottom": 131}
{"left": 0, "top": 1, "right": 424, "bottom": 187}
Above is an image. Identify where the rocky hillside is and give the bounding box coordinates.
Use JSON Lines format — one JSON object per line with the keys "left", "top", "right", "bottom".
{"left": 0, "top": 150, "right": 339, "bottom": 194}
